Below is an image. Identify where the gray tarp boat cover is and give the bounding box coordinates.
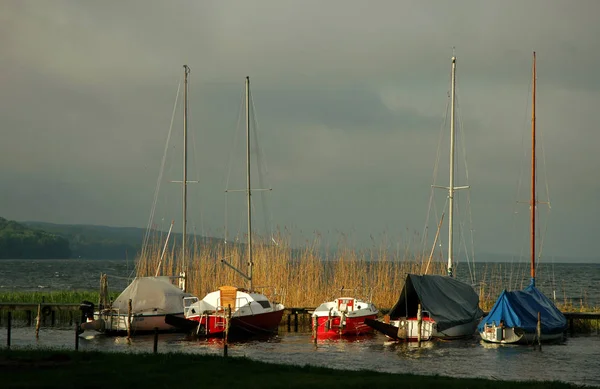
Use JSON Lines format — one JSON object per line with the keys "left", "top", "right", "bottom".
{"left": 389, "top": 274, "right": 483, "bottom": 332}
{"left": 112, "top": 276, "right": 189, "bottom": 315}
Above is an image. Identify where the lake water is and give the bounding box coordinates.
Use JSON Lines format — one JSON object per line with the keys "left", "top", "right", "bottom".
{"left": 1, "top": 259, "right": 599, "bottom": 307}
{"left": 2, "top": 326, "right": 599, "bottom": 387}
{"left": 1, "top": 259, "right": 599, "bottom": 386}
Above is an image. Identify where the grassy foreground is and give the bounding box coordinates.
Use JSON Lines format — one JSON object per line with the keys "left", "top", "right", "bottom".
{"left": 0, "top": 349, "right": 581, "bottom": 389}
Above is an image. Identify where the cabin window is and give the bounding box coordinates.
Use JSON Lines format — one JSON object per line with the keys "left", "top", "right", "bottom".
{"left": 256, "top": 300, "right": 271, "bottom": 309}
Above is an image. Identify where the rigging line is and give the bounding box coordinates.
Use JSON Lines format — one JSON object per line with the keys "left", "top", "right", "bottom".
{"left": 186, "top": 80, "right": 205, "bottom": 238}
{"left": 421, "top": 92, "right": 450, "bottom": 260}
{"left": 249, "top": 87, "right": 275, "bottom": 242}
{"left": 509, "top": 69, "right": 534, "bottom": 285}
{"left": 454, "top": 88, "right": 475, "bottom": 284}
{"left": 224, "top": 88, "right": 246, "bottom": 244}
{"left": 141, "top": 77, "right": 182, "bottom": 262}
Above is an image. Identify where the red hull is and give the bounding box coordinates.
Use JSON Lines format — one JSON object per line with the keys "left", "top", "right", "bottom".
{"left": 188, "top": 309, "right": 284, "bottom": 338}
{"left": 313, "top": 314, "right": 377, "bottom": 337}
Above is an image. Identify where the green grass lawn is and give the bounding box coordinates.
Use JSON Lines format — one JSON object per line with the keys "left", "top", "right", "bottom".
{"left": 0, "top": 349, "right": 581, "bottom": 389}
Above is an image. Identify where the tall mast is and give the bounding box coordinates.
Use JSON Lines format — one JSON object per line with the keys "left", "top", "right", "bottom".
{"left": 530, "top": 52, "right": 536, "bottom": 286}
{"left": 182, "top": 64, "right": 190, "bottom": 291}
{"left": 246, "top": 76, "right": 253, "bottom": 291}
{"left": 447, "top": 56, "right": 457, "bottom": 277}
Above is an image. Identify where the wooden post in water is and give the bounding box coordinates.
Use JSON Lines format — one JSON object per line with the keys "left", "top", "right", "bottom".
{"left": 41, "top": 297, "right": 46, "bottom": 326}
{"left": 127, "top": 299, "right": 133, "bottom": 339}
{"left": 75, "top": 321, "right": 79, "bottom": 351}
{"left": 153, "top": 327, "right": 159, "bottom": 354}
{"left": 417, "top": 304, "right": 423, "bottom": 348}
{"left": 312, "top": 315, "right": 318, "bottom": 345}
{"left": 536, "top": 311, "right": 542, "bottom": 351}
{"left": 26, "top": 310, "right": 32, "bottom": 327}
{"left": 6, "top": 311, "right": 11, "bottom": 349}
{"left": 294, "top": 310, "right": 299, "bottom": 332}
{"left": 224, "top": 304, "right": 231, "bottom": 358}
{"left": 35, "top": 304, "right": 42, "bottom": 338}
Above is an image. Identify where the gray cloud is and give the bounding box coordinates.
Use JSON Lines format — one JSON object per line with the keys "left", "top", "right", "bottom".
{"left": 1, "top": 0, "right": 599, "bottom": 261}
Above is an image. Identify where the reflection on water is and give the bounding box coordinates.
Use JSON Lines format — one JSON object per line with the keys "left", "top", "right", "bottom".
{"left": 1, "top": 326, "right": 599, "bottom": 387}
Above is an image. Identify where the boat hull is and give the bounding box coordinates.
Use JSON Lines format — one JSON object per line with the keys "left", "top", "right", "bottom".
{"left": 82, "top": 311, "right": 185, "bottom": 335}
{"left": 479, "top": 325, "right": 564, "bottom": 344}
{"left": 314, "top": 314, "right": 377, "bottom": 337}
{"left": 167, "top": 309, "right": 285, "bottom": 339}
{"left": 365, "top": 316, "right": 479, "bottom": 342}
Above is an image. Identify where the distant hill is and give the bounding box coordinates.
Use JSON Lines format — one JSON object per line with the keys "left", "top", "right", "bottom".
{"left": 0, "top": 217, "right": 71, "bottom": 259}
{"left": 22, "top": 221, "right": 221, "bottom": 260}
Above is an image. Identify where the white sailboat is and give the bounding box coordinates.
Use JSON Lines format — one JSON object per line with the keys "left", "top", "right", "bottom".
{"left": 166, "top": 77, "right": 285, "bottom": 339}
{"left": 81, "top": 65, "right": 193, "bottom": 335}
{"left": 366, "top": 55, "right": 482, "bottom": 342}
{"left": 478, "top": 52, "right": 567, "bottom": 345}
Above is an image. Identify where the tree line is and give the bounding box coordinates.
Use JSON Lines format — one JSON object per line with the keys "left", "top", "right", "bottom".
{"left": 0, "top": 217, "right": 71, "bottom": 259}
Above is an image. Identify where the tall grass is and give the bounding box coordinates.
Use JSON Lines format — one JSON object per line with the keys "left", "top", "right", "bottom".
{"left": 0, "top": 291, "right": 118, "bottom": 305}
{"left": 135, "top": 230, "right": 598, "bottom": 314}
{"left": 137, "top": 232, "right": 447, "bottom": 309}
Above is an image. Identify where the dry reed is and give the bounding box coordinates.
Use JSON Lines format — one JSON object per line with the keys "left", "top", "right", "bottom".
{"left": 135, "top": 231, "right": 587, "bottom": 311}
{"left": 136, "top": 231, "right": 450, "bottom": 309}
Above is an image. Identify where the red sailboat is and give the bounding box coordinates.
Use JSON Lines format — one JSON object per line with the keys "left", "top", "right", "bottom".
{"left": 312, "top": 294, "right": 378, "bottom": 337}
{"left": 166, "top": 76, "right": 284, "bottom": 338}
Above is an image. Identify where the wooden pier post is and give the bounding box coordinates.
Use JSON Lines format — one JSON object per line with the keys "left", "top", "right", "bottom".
{"left": 224, "top": 304, "right": 231, "bottom": 358}
{"left": 26, "top": 310, "right": 32, "bottom": 327}
{"left": 41, "top": 297, "right": 46, "bottom": 326}
{"left": 35, "top": 304, "right": 42, "bottom": 338}
{"left": 569, "top": 318, "right": 574, "bottom": 337}
{"left": 417, "top": 304, "right": 422, "bottom": 348}
{"left": 536, "top": 311, "right": 542, "bottom": 351}
{"left": 153, "top": 327, "right": 159, "bottom": 354}
{"left": 312, "top": 315, "right": 318, "bottom": 345}
{"left": 294, "top": 311, "right": 299, "bottom": 332}
{"left": 6, "top": 311, "right": 11, "bottom": 349}
{"left": 127, "top": 299, "right": 132, "bottom": 339}
{"left": 75, "top": 321, "right": 79, "bottom": 351}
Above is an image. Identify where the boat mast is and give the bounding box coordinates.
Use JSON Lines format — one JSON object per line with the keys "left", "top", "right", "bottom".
{"left": 447, "top": 56, "right": 457, "bottom": 277}
{"left": 530, "top": 52, "right": 536, "bottom": 286}
{"left": 182, "top": 64, "right": 190, "bottom": 291}
{"left": 246, "top": 76, "right": 253, "bottom": 291}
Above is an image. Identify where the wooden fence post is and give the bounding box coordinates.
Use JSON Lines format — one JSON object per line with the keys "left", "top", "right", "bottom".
{"left": 417, "top": 304, "right": 422, "bottom": 348}
{"left": 153, "top": 328, "right": 159, "bottom": 354}
{"left": 35, "top": 304, "right": 42, "bottom": 338}
{"left": 127, "top": 299, "right": 133, "bottom": 339}
{"left": 75, "top": 321, "right": 79, "bottom": 351}
{"left": 6, "top": 311, "right": 11, "bottom": 349}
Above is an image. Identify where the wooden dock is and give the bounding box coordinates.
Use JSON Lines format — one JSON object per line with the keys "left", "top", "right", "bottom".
{"left": 1, "top": 304, "right": 598, "bottom": 335}
{"left": 0, "top": 302, "right": 82, "bottom": 327}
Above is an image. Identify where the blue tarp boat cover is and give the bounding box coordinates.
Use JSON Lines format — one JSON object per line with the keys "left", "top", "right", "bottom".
{"left": 477, "top": 283, "right": 567, "bottom": 334}
{"left": 389, "top": 274, "right": 483, "bottom": 332}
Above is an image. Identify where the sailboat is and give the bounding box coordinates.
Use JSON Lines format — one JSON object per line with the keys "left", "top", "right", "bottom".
{"left": 311, "top": 289, "right": 378, "bottom": 337}
{"left": 81, "top": 65, "right": 194, "bottom": 335}
{"left": 366, "top": 55, "right": 483, "bottom": 342}
{"left": 165, "top": 77, "right": 285, "bottom": 339}
{"left": 478, "top": 52, "right": 567, "bottom": 345}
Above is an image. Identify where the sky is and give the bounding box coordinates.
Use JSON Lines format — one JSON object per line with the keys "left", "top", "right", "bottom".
{"left": 1, "top": 1, "right": 599, "bottom": 262}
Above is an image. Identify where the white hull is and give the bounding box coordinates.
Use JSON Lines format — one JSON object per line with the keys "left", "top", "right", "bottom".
{"left": 82, "top": 311, "right": 185, "bottom": 334}
{"left": 479, "top": 324, "right": 564, "bottom": 344}
{"left": 389, "top": 316, "right": 479, "bottom": 341}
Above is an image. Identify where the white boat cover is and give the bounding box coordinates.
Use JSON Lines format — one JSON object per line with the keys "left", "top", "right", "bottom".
{"left": 112, "top": 276, "right": 187, "bottom": 315}
{"left": 388, "top": 274, "right": 483, "bottom": 332}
